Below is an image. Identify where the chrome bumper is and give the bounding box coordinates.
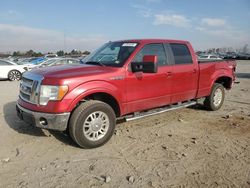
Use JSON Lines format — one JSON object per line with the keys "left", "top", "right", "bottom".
{"left": 16, "top": 103, "right": 70, "bottom": 131}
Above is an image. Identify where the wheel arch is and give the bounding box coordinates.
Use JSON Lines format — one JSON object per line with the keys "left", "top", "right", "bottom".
{"left": 68, "top": 89, "right": 122, "bottom": 117}
{"left": 83, "top": 92, "right": 121, "bottom": 117}
{"left": 209, "top": 67, "right": 234, "bottom": 93}
{"left": 214, "top": 76, "right": 233, "bottom": 89}
{"left": 8, "top": 69, "right": 21, "bottom": 75}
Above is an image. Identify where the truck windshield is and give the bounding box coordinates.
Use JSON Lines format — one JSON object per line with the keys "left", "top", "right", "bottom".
{"left": 82, "top": 42, "right": 138, "bottom": 67}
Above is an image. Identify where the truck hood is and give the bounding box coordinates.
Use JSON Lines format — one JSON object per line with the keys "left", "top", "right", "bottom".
{"left": 30, "top": 64, "right": 116, "bottom": 79}
{"left": 25, "top": 64, "right": 120, "bottom": 87}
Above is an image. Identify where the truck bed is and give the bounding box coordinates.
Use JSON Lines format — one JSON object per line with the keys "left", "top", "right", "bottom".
{"left": 197, "top": 60, "right": 236, "bottom": 98}
{"left": 198, "top": 59, "right": 232, "bottom": 63}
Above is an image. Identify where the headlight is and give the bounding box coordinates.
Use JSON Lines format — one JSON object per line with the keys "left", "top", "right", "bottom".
{"left": 39, "top": 85, "right": 68, "bottom": 105}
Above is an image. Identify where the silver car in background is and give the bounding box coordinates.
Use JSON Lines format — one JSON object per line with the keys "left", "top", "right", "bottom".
{"left": 37, "top": 58, "right": 81, "bottom": 68}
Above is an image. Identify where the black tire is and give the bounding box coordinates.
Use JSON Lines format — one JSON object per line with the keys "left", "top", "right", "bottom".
{"left": 69, "top": 100, "right": 116, "bottom": 148}
{"left": 8, "top": 70, "right": 22, "bottom": 81}
{"left": 204, "top": 83, "right": 225, "bottom": 111}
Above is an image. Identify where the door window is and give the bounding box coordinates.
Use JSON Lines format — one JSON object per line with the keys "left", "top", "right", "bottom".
{"left": 170, "top": 44, "right": 193, "bottom": 65}
{"left": 132, "top": 43, "right": 168, "bottom": 66}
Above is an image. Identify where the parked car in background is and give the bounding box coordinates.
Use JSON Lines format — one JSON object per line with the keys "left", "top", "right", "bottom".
{"left": 45, "top": 54, "right": 58, "bottom": 58}
{"left": 37, "top": 58, "right": 81, "bottom": 68}
{"left": 0, "top": 59, "right": 28, "bottom": 81}
{"left": 16, "top": 58, "right": 44, "bottom": 70}
{"left": 238, "top": 53, "right": 250, "bottom": 60}
{"left": 5, "top": 56, "right": 20, "bottom": 63}
{"left": 224, "top": 52, "right": 238, "bottom": 59}
{"left": 29, "top": 57, "right": 47, "bottom": 65}
{"left": 35, "top": 58, "right": 60, "bottom": 67}
{"left": 198, "top": 54, "right": 222, "bottom": 60}
{"left": 216, "top": 53, "right": 227, "bottom": 59}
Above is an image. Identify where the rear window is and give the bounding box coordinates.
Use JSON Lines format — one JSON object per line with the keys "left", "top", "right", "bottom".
{"left": 170, "top": 44, "right": 193, "bottom": 65}
{"left": 0, "top": 60, "right": 11, "bottom": 65}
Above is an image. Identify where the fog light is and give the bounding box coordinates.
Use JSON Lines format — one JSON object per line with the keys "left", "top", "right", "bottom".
{"left": 39, "top": 117, "right": 48, "bottom": 126}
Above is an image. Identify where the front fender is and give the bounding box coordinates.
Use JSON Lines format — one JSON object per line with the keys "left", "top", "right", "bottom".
{"left": 65, "top": 81, "right": 124, "bottom": 113}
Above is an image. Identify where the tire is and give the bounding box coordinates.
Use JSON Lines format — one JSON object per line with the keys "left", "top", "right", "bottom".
{"left": 69, "top": 100, "right": 116, "bottom": 148}
{"left": 8, "top": 70, "right": 22, "bottom": 81}
{"left": 204, "top": 83, "right": 225, "bottom": 111}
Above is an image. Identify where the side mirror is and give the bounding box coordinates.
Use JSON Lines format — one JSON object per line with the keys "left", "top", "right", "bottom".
{"left": 142, "top": 55, "right": 158, "bottom": 73}
{"left": 131, "top": 55, "right": 158, "bottom": 73}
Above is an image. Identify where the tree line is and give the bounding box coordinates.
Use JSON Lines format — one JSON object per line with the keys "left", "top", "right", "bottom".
{"left": 12, "top": 49, "right": 91, "bottom": 57}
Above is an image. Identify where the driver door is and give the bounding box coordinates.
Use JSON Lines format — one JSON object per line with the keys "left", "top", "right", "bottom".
{"left": 125, "top": 43, "right": 173, "bottom": 114}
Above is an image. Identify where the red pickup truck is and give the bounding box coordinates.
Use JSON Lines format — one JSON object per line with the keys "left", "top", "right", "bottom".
{"left": 16, "top": 39, "right": 236, "bottom": 148}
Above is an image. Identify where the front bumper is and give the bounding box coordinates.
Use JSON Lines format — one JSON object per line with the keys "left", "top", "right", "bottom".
{"left": 16, "top": 103, "right": 70, "bottom": 131}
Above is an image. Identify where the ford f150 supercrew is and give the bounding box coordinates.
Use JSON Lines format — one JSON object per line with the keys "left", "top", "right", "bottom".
{"left": 16, "top": 39, "right": 236, "bottom": 148}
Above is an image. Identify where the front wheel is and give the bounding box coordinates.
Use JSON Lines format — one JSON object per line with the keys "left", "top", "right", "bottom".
{"left": 8, "top": 70, "right": 22, "bottom": 81}
{"left": 69, "top": 100, "right": 116, "bottom": 148}
{"left": 204, "top": 83, "right": 225, "bottom": 111}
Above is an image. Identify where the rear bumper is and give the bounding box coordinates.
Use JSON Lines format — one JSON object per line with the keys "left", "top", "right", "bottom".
{"left": 16, "top": 103, "right": 70, "bottom": 131}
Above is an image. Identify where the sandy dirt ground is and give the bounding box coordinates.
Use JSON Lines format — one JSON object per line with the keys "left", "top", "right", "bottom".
{"left": 0, "top": 60, "right": 249, "bottom": 188}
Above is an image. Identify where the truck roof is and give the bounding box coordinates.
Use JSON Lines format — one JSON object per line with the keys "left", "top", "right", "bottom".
{"left": 116, "top": 39, "right": 189, "bottom": 44}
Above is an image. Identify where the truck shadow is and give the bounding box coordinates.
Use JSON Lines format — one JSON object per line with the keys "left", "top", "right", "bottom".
{"left": 4, "top": 102, "right": 46, "bottom": 137}
{"left": 47, "top": 130, "right": 77, "bottom": 147}
{"left": 3, "top": 101, "right": 76, "bottom": 147}
{"left": 188, "top": 103, "right": 208, "bottom": 111}
{"left": 236, "top": 73, "right": 250, "bottom": 79}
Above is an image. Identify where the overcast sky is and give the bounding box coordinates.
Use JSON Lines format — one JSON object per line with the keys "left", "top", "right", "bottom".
{"left": 0, "top": 0, "right": 249, "bottom": 52}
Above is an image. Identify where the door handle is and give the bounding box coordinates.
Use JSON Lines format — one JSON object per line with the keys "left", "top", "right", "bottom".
{"left": 166, "top": 72, "right": 172, "bottom": 77}
{"left": 193, "top": 69, "right": 197, "bottom": 73}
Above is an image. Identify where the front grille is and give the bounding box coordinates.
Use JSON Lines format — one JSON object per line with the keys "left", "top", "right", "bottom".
{"left": 19, "top": 72, "right": 43, "bottom": 104}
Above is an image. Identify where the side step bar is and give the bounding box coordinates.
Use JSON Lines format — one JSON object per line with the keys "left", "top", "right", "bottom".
{"left": 125, "top": 101, "right": 197, "bottom": 121}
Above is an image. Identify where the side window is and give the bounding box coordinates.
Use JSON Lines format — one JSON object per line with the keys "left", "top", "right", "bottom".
{"left": 56, "top": 60, "right": 67, "bottom": 65}
{"left": 68, "top": 59, "right": 79, "bottom": 64}
{"left": 0, "top": 60, "right": 11, "bottom": 65}
{"left": 72, "top": 60, "right": 79, "bottom": 64}
{"left": 132, "top": 43, "right": 167, "bottom": 66}
{"left": 170, "top": 44, "right": 193, "bottom": 65}
{"left": 67, "top": 60, "right": 73, "bottom": 64}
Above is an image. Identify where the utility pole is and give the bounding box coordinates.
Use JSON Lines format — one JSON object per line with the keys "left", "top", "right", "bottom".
{"left": 64, "top": 30, "right": 66, "bottom": 53}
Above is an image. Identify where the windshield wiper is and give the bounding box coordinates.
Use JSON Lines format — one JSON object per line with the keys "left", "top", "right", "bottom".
{"left": 85, "top": 61, "right": 105, "bottom": 67}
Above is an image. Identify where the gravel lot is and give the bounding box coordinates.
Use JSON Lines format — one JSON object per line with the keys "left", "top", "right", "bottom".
{"left": 0, "top": 60, "right": 250, "bottom": 188}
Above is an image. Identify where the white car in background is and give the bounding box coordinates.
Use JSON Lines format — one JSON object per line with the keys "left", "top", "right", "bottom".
{"left": 0, "top": 59, "right": 28, "bottom": 81}
{"left": 198, "top": 54, "right": 222, "bottom": 60}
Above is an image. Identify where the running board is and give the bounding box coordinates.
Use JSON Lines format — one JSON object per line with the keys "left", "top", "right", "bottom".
{"left": 125, "top": 101, "right": 197, "bottom": 121}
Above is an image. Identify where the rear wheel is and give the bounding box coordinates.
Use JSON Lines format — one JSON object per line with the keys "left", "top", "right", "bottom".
{"left": 8, "top": 70, "right": 22, "bottom": 81}
{"left": 69, "top": 100, "right": 116, "bottom": 148}
{"left": 204, "top": 83, "right": 225, "bottom": 111}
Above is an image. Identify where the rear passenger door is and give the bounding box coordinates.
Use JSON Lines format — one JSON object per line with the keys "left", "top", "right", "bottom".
{"left": 168, "top": 43, "right": 199, "bottom": 103}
